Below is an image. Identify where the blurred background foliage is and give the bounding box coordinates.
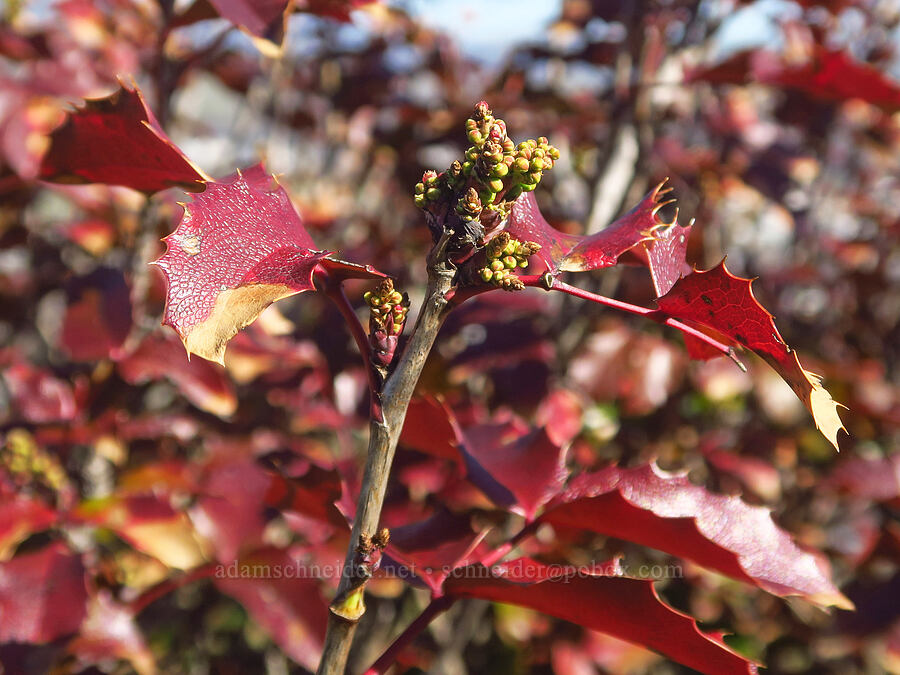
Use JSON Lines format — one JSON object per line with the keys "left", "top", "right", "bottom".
{"left": 1, "top": 0, "right": 899, "bottom": 673}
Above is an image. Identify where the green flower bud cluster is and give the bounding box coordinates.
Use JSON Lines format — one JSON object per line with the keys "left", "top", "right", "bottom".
{"left": 456, "top": 187, "right": 482, "bottom": 222}
{"left": 364, "top": 278, "right": 409, "bottom": 336}
{"left": 413, "top": 170, "right": 441, "bottom": 209}
{"left": 413, "top": 102, "right": 561, "bottom": 220}
{"left": 477, "top": 232, "right": 541, "bottom": 291}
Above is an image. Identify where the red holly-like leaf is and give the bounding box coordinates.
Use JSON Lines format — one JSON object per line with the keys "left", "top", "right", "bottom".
{"left": 645, "top": 220, "right": 693, "bottom": 297}
{"left": 39, "top": 83, "right": 207, "bottom": 193}
{"left": 460, "top": 423, "right": 569, "bottom": 521}
{"left": 688, "top": 47, "right": 900, "bottom": 112}
{"left": 116, "top": 333, "right": 237, "bottom": 418}
{"left": 538, "top": 463, "right": 852, "bottom": 609}
{"left": 445, "top": 557, "right": 758, "bottom": 675}
{"left": 0, "top": 495, "right": 57, "bottom": 560}
{"left": 67, "top": 592, "right": 155, "bottom": 675}
{"left": 656, "top": 261, "right": 846, "bottom": 449}
{"left": 152, "top": 164, "right": 385, "bottom": 364}
{"left": 215, "top": 546, "right": 329, "bottom": 671}
{"left": 0, "top": 542, "right": 88, "bottom": 643}
{"left": 504, "top": 181, "right": 676, "bottom": 274}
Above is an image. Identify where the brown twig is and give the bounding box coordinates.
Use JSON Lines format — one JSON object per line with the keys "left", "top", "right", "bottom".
{"left": 317, "top": 233, "right": 455, "bottom": 675}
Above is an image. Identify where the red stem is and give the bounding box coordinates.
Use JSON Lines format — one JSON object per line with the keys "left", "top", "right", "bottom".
{"left": 318, "top": 271, "right": 385, "bottom": 422}
{"left": 129, "top": 563, "right": 218, "bottom": 614}
{"left": 363, "top": 595, "right": 455, "bottom": 675}
{"left": 524, "top": 277, "right": 746, "bottom": 371}
{"left": 479, "top": 520, "right": 540, "bottom": 568}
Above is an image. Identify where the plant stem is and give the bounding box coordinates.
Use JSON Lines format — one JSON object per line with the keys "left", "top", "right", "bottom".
{"left": 362, "top": 596, "right": 455, "bottom": 675}
{"left": 526, "top": 276, "right": 746, "bottom": 371}
{"left": 317, "top": 235, "right": 455, "bottom": 675}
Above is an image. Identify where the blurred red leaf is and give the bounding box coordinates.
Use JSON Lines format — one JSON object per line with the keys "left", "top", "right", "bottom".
{"left": 460, "top": 423, "right": 568, "bottom": 521}
{"left": 0, "top": 495, "right": 57, "bottom": 560}
{"left": 539, "top": 463, "right": 852, "bottom": 609}
{"left": 398, "top": 396, "right": 461, "bottom": 464}
{"left": 39, "top": 83, "right": 206, "bottom": 193}
{"left": 656, "top": 261, "right": 846, "bottom": 449}
{"left": 116, "top": 333, "right": 237, "bottom": 418}
{"left": 536, "top": 388, "right": 584, "bottom": 447}
{"left": 60, "top": 268, "right": 132, "bottom": 361}
{"left": 826, "top": 453, "right": 900, "bottom": 502}
{"left": 384, "top": 510, "right": 489, "bottom": 594}
{"left": 74, "top": 494, "right": 208, "bottom": 570}
{"left": 192, "top": 1, "right": 377, "bottom": 57}
{"left": 152, "top": 164, "right": 384, "bottom": 364}
{"left": 445, "top": 557, "right": 759, "bottom": 675}
{"left": 2, "top": 359, "right": 78, "bottom": 423}
{"left": 689, "top": 47, "right": 900, "bottom": 112}
{"left": 207, "top": 0, "right": 289, "bottom": 40}
{"left": 67, "top": 592, "right": 155, "bottom": 675}
{"left": 215, "top": 546, "right": 329, "bottom": 670}
{"left": 0, "top": 542, "right": 88, "bottom": 643}
{"left": 190, "top": 458, "right": 270, "bottom": 563}
{"left": 264, "top": 460, "right": 346, "bottom": 528}
{"left": 504, "top": 181, "right": 675, "bottom": 274}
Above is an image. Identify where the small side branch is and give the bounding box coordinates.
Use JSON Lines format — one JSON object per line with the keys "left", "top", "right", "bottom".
{"left": 525, "top": 277, "right": 745, "bottom": 370}
{"left": 362, "top": 596, "right": 455, "bottom": 675}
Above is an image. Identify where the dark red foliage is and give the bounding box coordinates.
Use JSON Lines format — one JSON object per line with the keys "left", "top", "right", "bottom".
{"left": 657, "top": 262, "right": 845, "bottom": 448}
{"left": 689, "top": 47, "right": 900, "bottom": 112}
{"left": 445, "top": 558, "right": 759, "bottom": 675}
{"left": 4, "top": 2, "right": 894, "bottom": 673}
{"left": 539, "top": 463, "right": 852, "bottom": 609}
{"left": 459, "top": 423, "right": 568, "bottom": 520}
{"left": 0, "top": 542, "right": 88, "bottom": 643}
{"left": 2, "top": 358, "right": 78, "bottom": 424}
{"left": 215, "top": 546, "right": 330, "bottom": 670}
{"left": 116, "top": 333, "right": 237, "bottom": 418}
{"left": 39, "top": 84, "right": 206, "bottom": 193}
